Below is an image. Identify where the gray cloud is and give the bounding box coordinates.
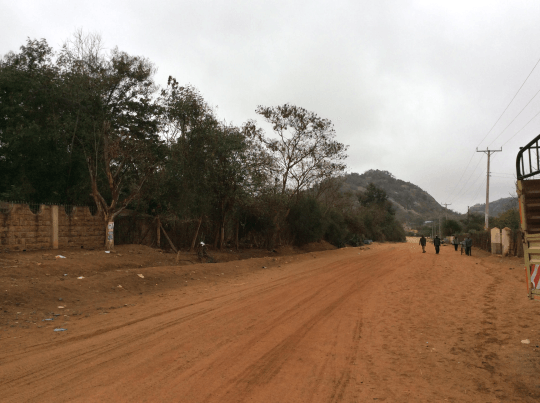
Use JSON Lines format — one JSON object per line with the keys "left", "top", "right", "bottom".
{"left": 2, "top": 0, "right": 539, "bottom": 213}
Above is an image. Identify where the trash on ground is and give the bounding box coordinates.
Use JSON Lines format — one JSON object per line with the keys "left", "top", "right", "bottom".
{"left": 58, "top": 306, "right": 65, "bottom": 309}
{"left": 137, "top": 274, "right": 144, "bottom": 278}
{"left": 64, "top": 274, "right": 67, "bottom": 276}
{"left": 42, "top": 318, "right": 53, "bottom": 321}
{"left": 117, "top": 285, "right": 123, "bottom": 288}
{"left": 55, "top": 255, "right": 66, "bottom": 259}
{"left": 77, "top": 276, "right": 84, "bottom": 279}
{"left": 53, "top": 328, "right": 67, "bottom": 332}
{"left": 522, "top": 339, "right": 531, "bottom": 344}
{"left": 105, "top": 251, "right": 110, "bottom": 253}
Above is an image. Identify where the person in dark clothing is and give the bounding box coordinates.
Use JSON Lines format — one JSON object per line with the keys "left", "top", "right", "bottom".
{"left": 419, "top": 235, "right": 427, "bottom": 253}
{"left": 452, "top": 236, "right": 459, "bottom": 251}
{"left": 434, "top": 235, "right": 441, "bottom": 254}
{"left": 465, "top": 236, "right": 472, "bottom": 256}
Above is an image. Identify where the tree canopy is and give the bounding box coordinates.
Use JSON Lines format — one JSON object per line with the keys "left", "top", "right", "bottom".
{"left": 0, "top": 34, "right": 406, "bottom": 249}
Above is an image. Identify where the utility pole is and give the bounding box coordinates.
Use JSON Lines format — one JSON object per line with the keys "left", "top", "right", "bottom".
{"left": 476, "top": 147, "right": 502, "bottom": 230}
{"left": 442, "top": 203, "right": 452, "bottom": 220}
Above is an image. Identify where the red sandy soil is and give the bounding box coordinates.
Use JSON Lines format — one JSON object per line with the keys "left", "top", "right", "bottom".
{"left": 1, "top": 241, "right": 540, "bottom": 402}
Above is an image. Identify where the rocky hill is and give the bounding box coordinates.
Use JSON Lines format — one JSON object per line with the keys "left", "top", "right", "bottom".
{"left": 343, "top": 170, "right": 461, "bottom": 225}
{"left": 343, "top": 170, "right": 518, "bottom": 226}
{"left": 469, "top": 196, "right": 517, "bottom": 217}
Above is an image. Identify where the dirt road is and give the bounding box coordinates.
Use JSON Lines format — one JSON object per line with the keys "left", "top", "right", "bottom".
{"left": 1, "top": 242, "right": 540, "bottom": 402}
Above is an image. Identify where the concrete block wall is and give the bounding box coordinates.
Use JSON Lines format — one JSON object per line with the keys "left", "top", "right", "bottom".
{"left": 0, "top": 203, "right": 103, "bottom": 251}
{"left": 58, "top": 205, "right": 103, "bottom": 248}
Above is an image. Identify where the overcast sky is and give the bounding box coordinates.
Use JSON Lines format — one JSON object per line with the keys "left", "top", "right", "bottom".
{"left": 2, "top": 0, "right": 540, "bottom": 214}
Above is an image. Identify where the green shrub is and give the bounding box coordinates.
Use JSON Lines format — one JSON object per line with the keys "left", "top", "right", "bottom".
{"left": 287, "top": 197, "right": 324, "bottom": 245}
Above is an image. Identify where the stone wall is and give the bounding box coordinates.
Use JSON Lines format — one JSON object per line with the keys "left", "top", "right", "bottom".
{"left": 0, "top": 203, "right": 103, "bottom": 251}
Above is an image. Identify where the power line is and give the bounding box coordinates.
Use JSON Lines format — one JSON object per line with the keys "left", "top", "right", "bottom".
{"left": 445, "top": 151, "right": 476, "bottom": 202}
{"left": 454, "top": 168, "right": 488, "bottom": 206}
{"left": 471, "top": 180, "right": 485, "bottom": 203}
{"left": 502, "top": 108, "right": 540, "bottom": 147}
{"left": 450, "top": 153, "right": 485, "bottom": 203}
{"left": 477, "top": 55, "right": 540, "bottom": 148}
{"left": 488, "top": 86, "right": 540, "bottom": 147}
{"left": 447, "top": 56, "right": 540, "bottom": 207}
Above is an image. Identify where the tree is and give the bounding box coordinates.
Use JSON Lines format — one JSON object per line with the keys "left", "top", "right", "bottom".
{"left": 0, "top": 38, "right": 90, "bottom": 203}
{"left": 159, "top": 77, "right": 213, "bottom": 145}
{"left": 358, "top": 183, "right": 389, "bottom": 207}
{"left": 254, "top": 104, "right": 348, "bottom": 198}
{"left": 252, "top": 104, "right": 348, "bottom": 247}
{"left": 149, "top": 80, "right": 218, "bottom": 250}
{"left": 461, "top": 213, "right": 484, "bottom": 233}
{"left": 491, "top": 208, "right": 520, "bottom": 230}
{"left": 287, "top": 196, "right": 324, "bottom": 245}
{"left": 443, "top": 219, "right": 462, "bottom": 236}
{"left": 59, "top": 32, "right": 165, "bottom": 249}
{"left": 356, "top": 183, "right": 405, "bottom": 242}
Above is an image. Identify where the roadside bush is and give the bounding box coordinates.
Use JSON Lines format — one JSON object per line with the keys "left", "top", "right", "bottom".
{"left": 287, "top": 196, "right": 324, "bottom": 245}
{"left": 323, "top": 210, "right": 348, "bottom": 247}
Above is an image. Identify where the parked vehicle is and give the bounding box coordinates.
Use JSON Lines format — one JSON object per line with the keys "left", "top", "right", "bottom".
{"left": 516, "top": 134, "right": 540, "bottom": 300}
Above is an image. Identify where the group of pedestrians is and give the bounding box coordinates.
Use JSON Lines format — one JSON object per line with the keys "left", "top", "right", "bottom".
{"left": 418, "top": 235, "right": 473, "bottom": 255}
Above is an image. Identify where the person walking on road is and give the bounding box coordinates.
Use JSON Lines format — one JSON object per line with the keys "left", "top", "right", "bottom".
{"left": 452, "top": 236, "right": 459, "bottom": 251}
{"left": 434, "top": 235, "right": 441, "bottom": 254}
{"left": 465, "top": 236, "right": 473, "bottom": 256}
{"left": 419, "top": 235, "right": 427, "bottom": 253}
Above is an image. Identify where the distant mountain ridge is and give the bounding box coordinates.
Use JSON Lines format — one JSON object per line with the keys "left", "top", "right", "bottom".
{"left": 343, "top": 170, "right": 458, "bottom": 225}
{"left": 343, "top": 170, "right": 517, "bottom": 226}
{"left": 469, "top": 197, "right": 517, "bottom": 217}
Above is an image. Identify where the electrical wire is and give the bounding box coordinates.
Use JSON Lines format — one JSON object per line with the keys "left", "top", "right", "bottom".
{"left": 502, "top": 108, "right": 540, "bottom": 147}
{"left": 445, "top": 151, "right": 476, "bottom": 202}
{"left": 458, "top": 168, "right": 488, "bottom": 201}
{"left": 488, "top": 86, "right": 540, "bottom": 147}
{"left": 477, "top": 55, "right": 540, "bottom": 147}
{"left": 450, "top": 153, "right": 485, "bottom": 204}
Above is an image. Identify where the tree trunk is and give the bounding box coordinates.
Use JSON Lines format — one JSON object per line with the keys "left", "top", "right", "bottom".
{"left": 213, "top": 225, "right": 220, "bottom": 249}
{"left": 190, "top": 216, "right": 203, "bottom": 252}
{"left": 235, "top": 221, "right": 239, "bottom": 251}
{"left": 156, "top": 217, "right": 161, "bottom": 248}
{"left": 104, "top": 218, "right": 115, "bottom": 250}
{"left": 219, "top": 216, "right": 226, "bottom": 250}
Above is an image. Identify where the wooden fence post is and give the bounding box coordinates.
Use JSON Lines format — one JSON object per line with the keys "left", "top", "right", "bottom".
{"left": 157, "top": 217, "right": 161, "bottom": 248}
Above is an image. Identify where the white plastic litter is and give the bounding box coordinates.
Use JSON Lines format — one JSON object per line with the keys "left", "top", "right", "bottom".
{"left": 77, "top": 276, "right": 84, "bottom": 279}
{"left": 137, "top": 274, "right": 144, "bottom": 278}
{"left": 55, "top": 255, "right": 66, "bottom": 259}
